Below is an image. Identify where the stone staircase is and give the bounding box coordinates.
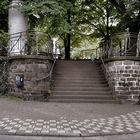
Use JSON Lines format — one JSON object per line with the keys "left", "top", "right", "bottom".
{"left": 49, "top": 60, "right": 119, "bottom": 103}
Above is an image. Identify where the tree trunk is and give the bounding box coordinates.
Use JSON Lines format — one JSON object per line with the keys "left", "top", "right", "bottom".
{"left": 64, "top": 3, "right": 71, "bottom": 60}
{"left": 65, "top": 33, "right": 71, "bottom": 60}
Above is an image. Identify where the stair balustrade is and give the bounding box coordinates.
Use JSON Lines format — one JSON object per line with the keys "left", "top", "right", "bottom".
{"left": 80, "top": 32, "right": 140, "bottom": 102}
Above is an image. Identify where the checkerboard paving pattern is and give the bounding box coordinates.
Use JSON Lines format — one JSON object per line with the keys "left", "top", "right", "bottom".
{"left": 0, "top": 111, "right": 140, "bottom": 136}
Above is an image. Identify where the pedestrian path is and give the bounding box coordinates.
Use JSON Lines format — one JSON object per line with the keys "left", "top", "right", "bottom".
{"left": 0, "top": 110, "right": 140, "bottom": 136}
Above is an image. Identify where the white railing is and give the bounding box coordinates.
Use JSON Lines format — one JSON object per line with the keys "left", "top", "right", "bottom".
{"left": 100, "top": 32, "right": 140, "bottom": 58}
{"left": 8, "top": 31, "right": 54, "bottom": 56}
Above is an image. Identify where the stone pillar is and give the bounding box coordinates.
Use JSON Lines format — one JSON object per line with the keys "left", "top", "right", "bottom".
{"left": 8, "top": 0, "right": 28, "bottom": 55}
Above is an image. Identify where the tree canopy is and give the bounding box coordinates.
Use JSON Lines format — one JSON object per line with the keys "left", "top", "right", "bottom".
{"left": 0, "top": 0, "right": 140, "bottom": 58}
{"left": 109, "top": 0, "right": 140, "bottom": 55}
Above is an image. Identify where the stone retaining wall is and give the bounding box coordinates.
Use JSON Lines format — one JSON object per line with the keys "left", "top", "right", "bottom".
{"left": 0, "top": 58, "right": 7, "bottom": 94}
{"left": 8, "top": 56, "right": 53, "bottom": 100}
{"left": 104, "top": 60, "right": 140, "bottom": 102}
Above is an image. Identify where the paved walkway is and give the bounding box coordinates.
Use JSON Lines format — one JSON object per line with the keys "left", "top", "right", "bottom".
{"left": 0, "top": 97, "right": 140, "bottom": 137}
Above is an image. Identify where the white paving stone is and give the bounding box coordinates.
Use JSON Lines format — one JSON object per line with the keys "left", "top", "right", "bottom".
{"left": 37, "top": 120, "right": 44, "bottom": 122}
{"left": 25, "top": 130, "right": 33, "bottom": 133}
{"left": 14, "top": 118, "right": 21, "bottom": 121}
{"left": 50, "top": 128, "right": 57, "bottom": 131}
{"left": 19, "top": 127, "right": 27, "bottom": 131}
{"left": 88, "top": 130, "right": 96, "bottom": 133}
{"left": 8, "top": 129, "right": 17, "bottom": 133}
{"left": 102, "top": 130, "right": 110, "bottom": 133}
{"left": 115, "top": 129, "right": 124, "bottom": 132}
{"left": 36, "top": 123, "right": 43, "bottom": 126}
{"left": 58, "top": 130, "right": 65, "bottom": 133}
{"left": 2, "top": 118, "right": 9, "bottom": 120}
{"left": 0, "top": 111, "right": 140, "bottom": 136}
{"left": 73, "top": 130, "right": 81, "bottom": 134}
{"left": 41, "top": 130, "right": 49, "bottom": 134}
{"left": 4, "top": 126, "right": 13, "bottom": 130}
{"left": 34, "top": 127, "right": 42, "bottom": 131}
{"left": 0, "top": 121, "right": 3, "bottom": 124}
{"left": 126, "top": 128, "right": 136, "bottom": 132}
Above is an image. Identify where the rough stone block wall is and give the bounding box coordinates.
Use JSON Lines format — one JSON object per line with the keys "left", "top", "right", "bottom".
{"left": 0, "top": 58, "right": 7, "bottom": 94}
{"left": 104, "top": 60, "right": 140, "bottom": 101}
{"left": 8, "top": 56, "right": 53, "bottom": 100}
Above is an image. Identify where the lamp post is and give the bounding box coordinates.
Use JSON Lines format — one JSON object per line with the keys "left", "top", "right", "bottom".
{"left": 8, "top": 0, "right": 28, "bottom": 55}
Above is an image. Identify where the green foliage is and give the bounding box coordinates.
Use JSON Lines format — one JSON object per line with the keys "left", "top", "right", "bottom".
{"left": 77, "top": 0, "right": 120, "bottom": 38}
{"left": 0, "top": 30, "right": 8, "bottom": 47}
{"left": 22, "top": 0, "right": 71, "bottom": 34}
{"left": 109, "top": 0, "right": 140, "bottom": 32}
{"left": 2, "top": 0, "right": 139, "bottom": 57}
{"left": 0, "top": 0, "right": 9, "bottom": 32}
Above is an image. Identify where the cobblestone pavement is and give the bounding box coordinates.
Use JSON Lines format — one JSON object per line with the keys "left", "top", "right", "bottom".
{"left": 0, "top": 98, "right": 140, "bottom": 137}
{"left": 0, "top": 111, "right": 140, "bottom": 136}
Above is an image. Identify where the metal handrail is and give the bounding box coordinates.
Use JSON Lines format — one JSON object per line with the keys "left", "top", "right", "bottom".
{"left": 80, "top": 47, "right": 118, "bottom": 99}
{"left": 35, "top": 55, "right": 57, "bottom": 82}
{"left": 98, "top": 50, "right": 118, "bottom": 98}
{"left": 80, "top": 48, "right": 100, "bottom": 59}
{"left": 80, "top": 47, "right": 118, "bottom": 98}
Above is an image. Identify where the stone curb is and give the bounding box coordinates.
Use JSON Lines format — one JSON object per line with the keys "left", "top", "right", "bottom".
{"left": 0, "top": 130, "right": 137, "bottom": 137}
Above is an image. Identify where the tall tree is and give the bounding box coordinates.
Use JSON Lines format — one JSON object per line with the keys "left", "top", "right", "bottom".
{"left": 22, "top": 0, "right": 73, "bottom": 59}
{"left": 65, "top": 0, "right": 71, "bottom": 59}
{"left": 109, "top": 0, "right": 140, "bottom": 56}
{"left": 76, "top": 0, "right": 120, "bottom": 57}
{"left": 77, "top": 0, "right": 119, "bottom": 41}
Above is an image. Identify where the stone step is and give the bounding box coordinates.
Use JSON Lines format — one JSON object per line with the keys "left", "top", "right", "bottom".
{"left": 53, "top": 83, "right": 108, "bottom": 87}
{"left": 51, "top": 92, "right": 111, "bottom": 95}
{"left": 49, "top": 60, "right": 115, "bottom": 103}
{"left": 49, "top": 95, "right": 113, "bottom": 100}
{"left": 53, "top": 80, "right": 107, "bottom": 84}
{"left": 55, "top": 62, "right": 98, "bottom": 65}
{"left": 55, "top": 64, "right": 99, "bottom": 66}
{"left": 52, "top": 91, "right": 112, "bottom": 95}
{"left": 54, "top": 64, "right": 100, "bottom": 67}
{"left": 52, "top": 77, "right": 106, "bottom": 81}
{"left": 47, "top": 98, "right": 120, "bottom": 104}
{"left": 53, "top": 74, "right": 104, "bottom": 77}
{"left": 53, "top": 71, "right": 103, "bottom": 74}
{"left": 55, "top": 60, "right": 93, "bottom": 63}
{"left": 53, "top": 74, "right": 105, "bottom": 78}
{"left": 52, "top": 87, "right": 110, "bottom": 91}
{"left": 53, "top": 72, "right": 103, "bottom": 76}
